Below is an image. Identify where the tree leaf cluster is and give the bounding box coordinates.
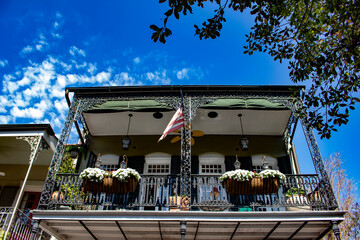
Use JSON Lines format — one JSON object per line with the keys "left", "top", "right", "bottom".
{"left": 151, "top": 0, "right": 360, "bottom": 138}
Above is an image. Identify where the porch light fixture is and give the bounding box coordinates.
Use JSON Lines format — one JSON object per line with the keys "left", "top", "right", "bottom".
{"left": 234, "top": 155, "right": 241, "bottom": 170}
{"left": 153, "top": 111, "right": 163, "bottom": 119}
{"left": 262, "top": 156, "right": 269, "bottom": 170}
{"left": 120, "top": 155, "right": 128, "bottom": 169}
{"left": 122, "top": 114, "right": 133, "bottom": 151}
{"left": 238, "top": 113, "right": 249, "bottom": 151}
{"left": 95, "top": 153, "right": 102, "bottom": 168}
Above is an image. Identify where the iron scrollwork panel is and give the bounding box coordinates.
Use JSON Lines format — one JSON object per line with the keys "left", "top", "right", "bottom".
{"left": 38, "top": 98, "right": 82, "bottom": 209}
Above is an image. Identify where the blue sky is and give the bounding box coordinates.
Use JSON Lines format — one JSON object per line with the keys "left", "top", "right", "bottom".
{"left": 0, "top": 1, "right": 358, "bottom": 196}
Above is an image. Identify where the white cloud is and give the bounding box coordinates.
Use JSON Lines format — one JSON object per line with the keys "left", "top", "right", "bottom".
{"left": 0, "top": 59, "right": 8, "bottom": 67}
{"left": 56, "top": 12, "right": 62, "bottom": 19}
{"left": 0, "top": 96, "right": 8, "bottom": 113}
{"left": 69, "top": 46, "right": 86, "bottom": 57}
{"left": 111, "top": 72, "right": 143, "bottom": 86}
{"left": 36, "top": 44, "right": 43, "bottom": 51}
{"left": 21, "top": 45, "right": 33, "bottom": 54}
{"left": 176, "top": 68, "right": 190, "bottom": 80}
{"left": 146, "top": 70, "right": 171, "bottom": 85}
{"left": 10, "top": 99, "right": 50, "bottom": 119}
{"left": 54, "top": 99, "right": 68, "bottom": 114}
{"left": 51, "top": 32, "right": 62, "bottom": 39}
{"left": 133, "top": 57, "right": 140, "bottom": 64}
{"left": 0, "top": 115, "right": 10, "bottom": 124}
{"left": 88, "top": 63, "right": 97, "bottom": 74}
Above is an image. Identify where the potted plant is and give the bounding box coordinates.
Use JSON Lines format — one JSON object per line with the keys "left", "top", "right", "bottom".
{"left": 65, "top": 145, "right": 82, "bottom": 159}
{"left": 220, "top": 169, "right": 285, "bottom": 195}
{"left": 168, "top": 195, "right": 190, "bottom": 211}
{"left": 107, "top": 168, "right": 141, "bottom": 194}
{"left": 285, "top": 187, "right": 310, "bottom": 211}
{"left": 257, "top": 169, "right": 286, "bottom": 194}
{"left": 80, "top": 168, "right": 110, "bottom": 193}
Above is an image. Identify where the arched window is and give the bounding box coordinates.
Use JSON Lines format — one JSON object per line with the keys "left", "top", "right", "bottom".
{"left": 199, "top": 153, "right": 225, "bottom": 174}
{"left": 144, "top": 153, "right": 171, "bottom": 175}
{"left": 251, "top": 155, "right": 278, "bottom": 172}
{"left": 99, "top": 154, "right": 119, "bottom": 171}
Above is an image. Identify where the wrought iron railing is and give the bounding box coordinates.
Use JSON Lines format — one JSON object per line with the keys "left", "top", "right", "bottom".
{"left": 50, "top": 173, "right": 334, "bottom": 211}
{"left": 0, "top": 207, "right": 50, "bottom": 240}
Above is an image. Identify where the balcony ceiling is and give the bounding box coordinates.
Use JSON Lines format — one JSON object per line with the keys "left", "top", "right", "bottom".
{"left": 0, "top": 136, "right": 54, "bottom": 165}
{"left": 34, "top": 210, "right": 345, "bottom": 240}
{"left": 83, "top": 108, "right": 292, "bottom": 137}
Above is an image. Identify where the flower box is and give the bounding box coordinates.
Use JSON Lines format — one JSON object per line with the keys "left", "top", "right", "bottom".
{"left": 103, "top": 177, "right": 138, "bottom": 194}
{"left": 220, "top": 169, "right": 284, "bottom": 195}
{"left": 223, "top": 177, "right": 280, "bottom": 195}
{"left": 83, "top": 179, "right": 104, "bottom": 193}
{"left": 80, "top": 167, "right": 140, "bottom": 194}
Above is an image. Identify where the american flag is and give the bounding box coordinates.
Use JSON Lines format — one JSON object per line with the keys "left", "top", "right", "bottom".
{"left": 158, "top": 104, "right": 185, "bottom": 142}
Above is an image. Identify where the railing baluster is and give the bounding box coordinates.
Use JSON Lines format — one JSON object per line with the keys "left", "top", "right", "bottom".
{"left": 50, "top": 173, "right": 330, "bottom": 212}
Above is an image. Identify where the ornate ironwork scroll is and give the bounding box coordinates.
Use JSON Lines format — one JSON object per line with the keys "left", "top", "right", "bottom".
{"left": 268, "top": 97, "right": 337, "bottom": 209}
{"left": 16, "top": 136, "right": 49, "bottom": 164}
{"left": 300, "top": 120, "right": 338, "bottom": 209}
{"left": 38, "top": 97, "right": 82, "bottom": 209}
{"left": 180, "top": 97, "right": 192, "bottom": 196}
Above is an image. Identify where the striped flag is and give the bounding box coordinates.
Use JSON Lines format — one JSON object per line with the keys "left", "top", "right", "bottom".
{"left": 158, "top": 104, "right": 185, "bottom": 142}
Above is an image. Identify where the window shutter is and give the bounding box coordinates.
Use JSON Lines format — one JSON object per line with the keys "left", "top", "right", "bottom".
{"left": 239, "top": 157, "right": 253, "bottom": 171}
{"left": 191, "top": 156, "right": 199, "bottom": 174}
{"left": 225, "top": 156, "right": 252, "bottom": 171}
{"left": 225, "top": 156, "right": 236, "bottom": 171}
{"left": 86, "top": 151, "right": 97, "bottom": 168}
{"left": 277, "top": 155, "right": 293, "bottom": 174}
{"left": 171, "top": 156, "right": 181, "bottom": 175}
{"left": 127, "top": 156, "right": 145, "bottom": 174}
{"left": 0, "top": 186, "right": 19, "bottom": 206}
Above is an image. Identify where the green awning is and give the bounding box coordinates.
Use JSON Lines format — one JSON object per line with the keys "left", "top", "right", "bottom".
{"left": 200, "top": 99, "right": 286, "bottom": 109}
{"left": 85, "top": 98, "right": 287, "bottom": 113}
{"left": 85, "top": 100, "right": 173, "bottom": 113}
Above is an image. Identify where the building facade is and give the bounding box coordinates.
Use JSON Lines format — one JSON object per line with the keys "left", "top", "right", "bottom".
{"left": 0, "top": 124, "right": 57, "bottom": 240}
{"left": 32, "top": 86, "right": 345, "bottom": 240}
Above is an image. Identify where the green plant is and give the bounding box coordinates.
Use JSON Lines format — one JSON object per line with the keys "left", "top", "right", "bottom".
{"left": 59, "top": 155, "right": 76, "bottom": 174}
{"left": 285, "top": 187, "right": 307, "bottom": 198}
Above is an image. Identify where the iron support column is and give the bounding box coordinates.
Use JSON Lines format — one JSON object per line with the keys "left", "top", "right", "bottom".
{"left": 38, "top": 97, "right": 82, "bottom": 209}
{"left": 331, "top": 221, "right": 342, "bottom": 240}
{"left": 4, "top": 136, "right": 47, "bottom": 240}
{"left": 300, "top": 119, "right": 338, "bottom": 209}
{"left": 180, "top": 221, "right": 186, "bottom": 240}
{"left": 180, "top": 96, "right": 192, "bottom": 197}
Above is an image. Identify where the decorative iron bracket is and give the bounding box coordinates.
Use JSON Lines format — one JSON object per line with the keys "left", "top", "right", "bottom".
{"left": 16, "top": 136, "right": 49, "bottom": 164}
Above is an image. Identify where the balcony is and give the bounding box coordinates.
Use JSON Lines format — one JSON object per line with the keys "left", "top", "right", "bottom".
{"left": 32, "top": 86, "right": 345, "bottom": 239}
{"left": 0, "top": 207, "right": 50, "bottom": 240}
{"left": 49, "top": 173, "right": 332, "bottom": 211}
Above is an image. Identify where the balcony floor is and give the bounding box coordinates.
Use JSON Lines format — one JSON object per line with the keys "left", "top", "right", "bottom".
{"left": 33, "top": 210, "right": 345, "bottom": 240}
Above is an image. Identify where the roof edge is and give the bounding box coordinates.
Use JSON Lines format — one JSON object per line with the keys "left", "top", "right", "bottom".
{"left": 0, "top": 124, "right": 56, "bottom": 136}
{"left": 66, "top": 85, "right": 305, "bottom": 96}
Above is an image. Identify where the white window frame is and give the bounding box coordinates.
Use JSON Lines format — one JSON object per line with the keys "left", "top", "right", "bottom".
{"left": 144, "top": 153, "right": 171, "bottom": 175}
{"left": 198, "top": 153, "right": 226, "bottom": 205}
{"left": 251, "top": 155, "right": 279, "bottom": 171}
{"left": 199, "top": 153, "right": 225, "bottom": 175}
{"left": 141, "top": 153, "right": 171, "bottom": 211}
{"left": 99, "top": 154, "right": 119, "bottom": 171}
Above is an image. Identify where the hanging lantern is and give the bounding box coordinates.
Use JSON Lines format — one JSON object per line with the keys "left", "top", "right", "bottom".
{"left": 122, "top": 114, "right": 133, "bottom": 151}
{"left": 238, "top": 114, "right": 249, "bottom": 151}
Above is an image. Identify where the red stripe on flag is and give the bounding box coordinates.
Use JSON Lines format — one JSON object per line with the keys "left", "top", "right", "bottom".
{"left": 158, "top": 107, "right": 185, "bottom": 141}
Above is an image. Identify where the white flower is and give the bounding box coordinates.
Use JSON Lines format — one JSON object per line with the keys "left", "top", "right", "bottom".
{"left": 79, "top": 168, "right": 109, "bottom": 182}
{"left": 220, "top": 169, "right": 255, "bottom": 182}
{"left": 258, "top": 169, "right": 286, "bottom": 181}
{"left": 112, "top": 168, "right": 141, "bottom": 182}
